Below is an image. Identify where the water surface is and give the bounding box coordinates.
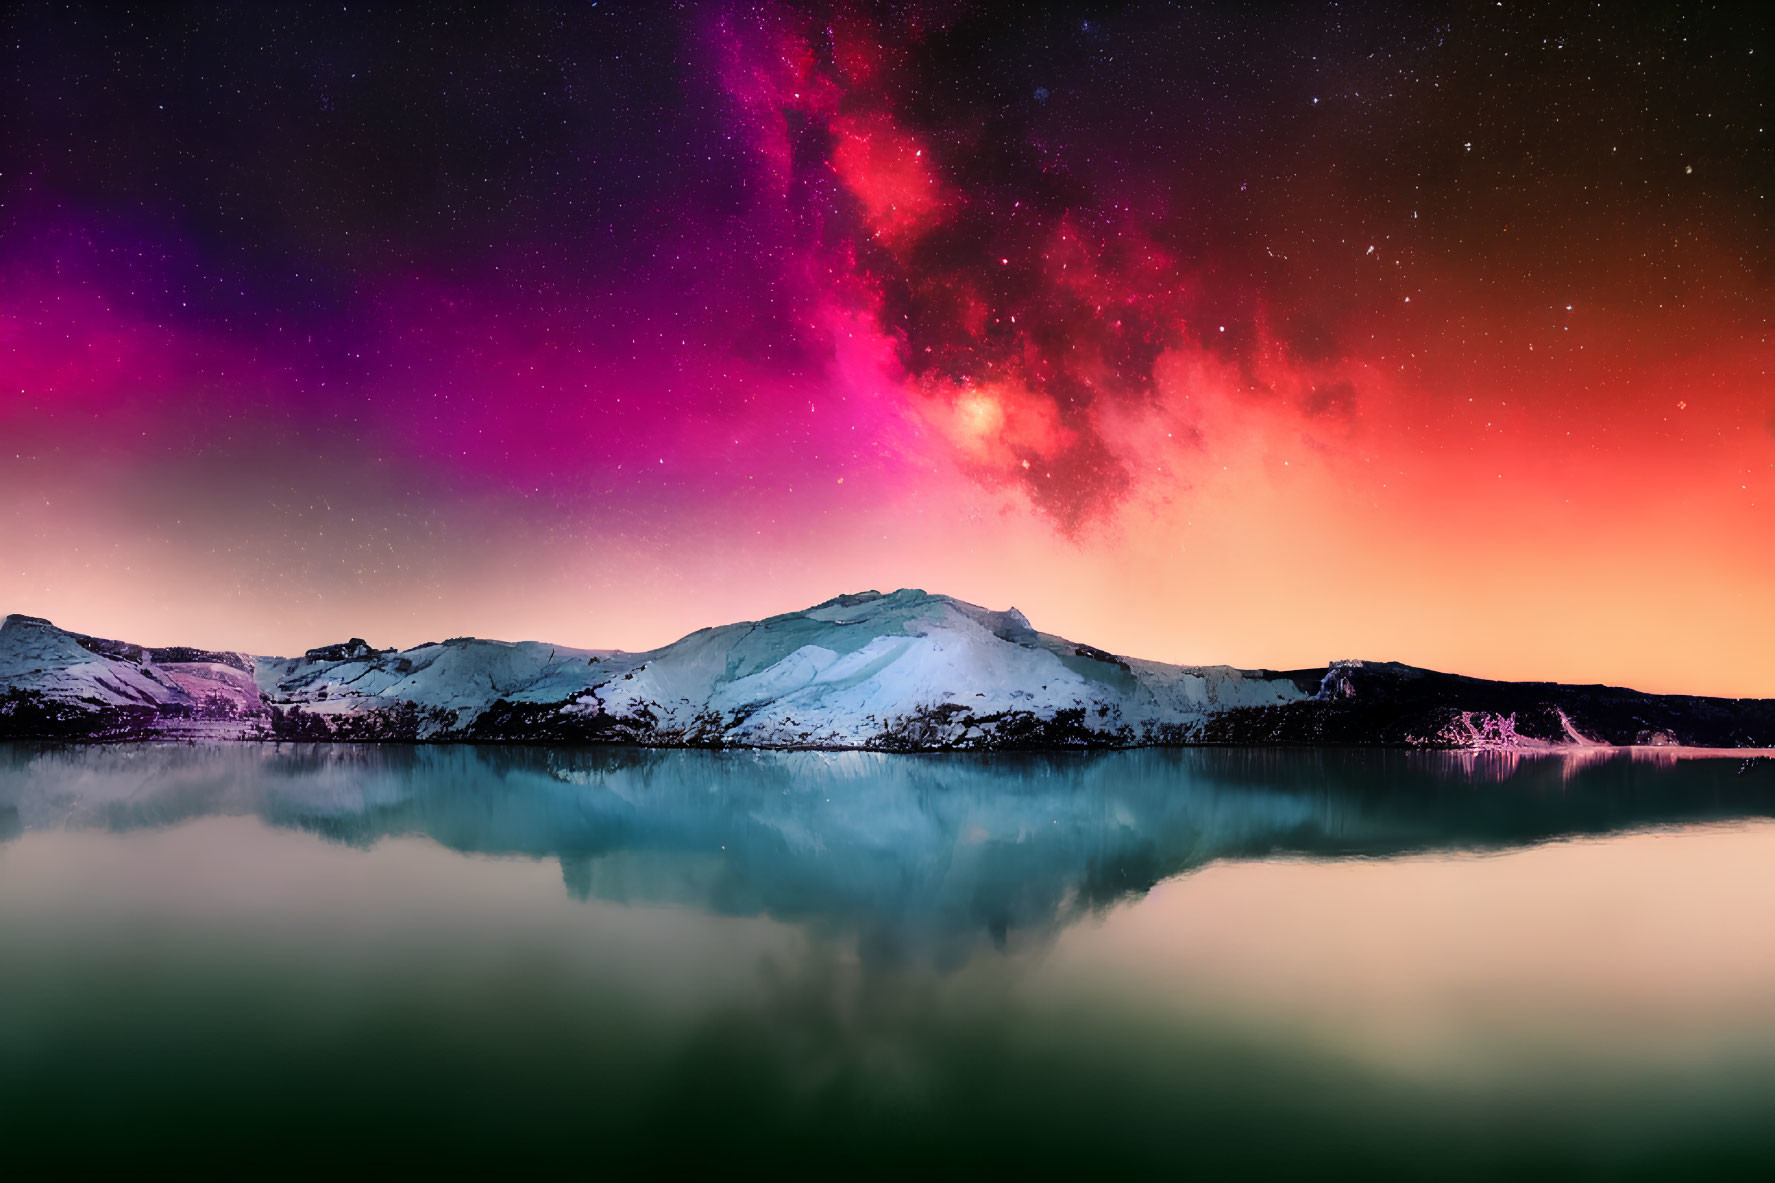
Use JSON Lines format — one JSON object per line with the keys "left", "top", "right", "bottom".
{"left": 4, "top": 743, "right": 1775, "bottom": 1177}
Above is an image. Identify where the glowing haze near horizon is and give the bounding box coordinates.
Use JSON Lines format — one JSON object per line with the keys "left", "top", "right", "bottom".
{"left": 3, "top": 3, "right": 1772, "bottom": 695}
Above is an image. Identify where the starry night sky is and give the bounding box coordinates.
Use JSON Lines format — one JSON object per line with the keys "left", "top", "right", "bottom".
{"left": 3, "top": 3, "right": 1772, "bottom": 694}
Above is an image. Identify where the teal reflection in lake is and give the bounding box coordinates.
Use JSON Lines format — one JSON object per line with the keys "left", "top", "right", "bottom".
{"left": 3, "top": 743, "right": 1775, "bottom": 1176}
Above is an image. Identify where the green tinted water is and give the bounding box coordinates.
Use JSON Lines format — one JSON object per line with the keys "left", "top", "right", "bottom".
{"left": 4, "top": 744, "right": 1775, "bottom": 1177}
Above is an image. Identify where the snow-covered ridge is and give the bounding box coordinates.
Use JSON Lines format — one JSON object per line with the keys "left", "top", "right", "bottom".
{"left": 0, "top": 591, "right": 1311, "bottom": 746}
{"left": 249, "top": 588, "right": 1316, "bottom": 746}
{"left": 3, "top": 590, "right": 1773, "bottom": 749}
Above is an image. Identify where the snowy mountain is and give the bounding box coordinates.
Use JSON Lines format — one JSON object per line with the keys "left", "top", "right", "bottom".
{"left": 3, "top": 589, "right": 1773, "bottom": 749}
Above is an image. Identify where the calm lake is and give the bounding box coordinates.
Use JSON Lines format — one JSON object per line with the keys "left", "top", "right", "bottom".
{"left": 5, "top": 743, "right": 1775, "bottom": 1177}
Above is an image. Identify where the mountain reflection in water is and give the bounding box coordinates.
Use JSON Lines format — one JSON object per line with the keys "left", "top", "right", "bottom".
{"left": 9, "top": 743, "right": 1775, "bottom": 1176}
{"left": 5, "top": 742, "right": 1772, "bottom": 970}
